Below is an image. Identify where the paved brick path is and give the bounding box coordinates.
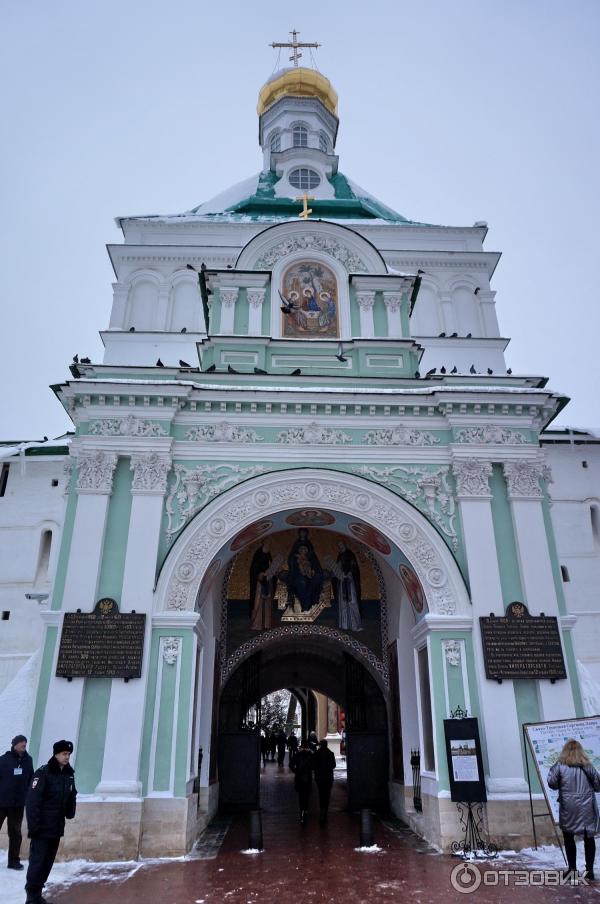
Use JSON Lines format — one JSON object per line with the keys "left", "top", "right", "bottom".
{"left": 51, "top": 761, "right": 600, "bottom": 903}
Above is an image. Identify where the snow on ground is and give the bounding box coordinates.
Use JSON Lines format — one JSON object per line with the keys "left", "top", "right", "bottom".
{"left": 0, "top": 849, "right": 187, "bottom": 904}
{"left": 355, "top": 844, "right": 383, "bottom": 853}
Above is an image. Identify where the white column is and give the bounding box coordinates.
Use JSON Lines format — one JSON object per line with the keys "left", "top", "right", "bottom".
{"left": 219, "top": 287, "right": 239, "bottom": 334}
{"left": 452, "top": 457, "right": 528, "bottom": 793}
{"left": 476, "top": 290, "right": 500, "bottom": 338}
{"left": 39, "top": 450, "right": 118, "bottom": 765}
{"left": 247, "top": 289, "right": 265, "bottom": 336}
{"left": 503, "top": 458, "right": 576, "bottom": 720}
{"left": 109, "top": 283, "right": 128, "bottom": 329}
{"left": 96, "top": 453, "right": 172, "bottom": 796}
{"left": 383, "top": 292, "right": 402, "bottom": 338}
{"left": 439, "top": 292, "right": 458, "bottom": 335}
{"left": 356, "top": 291, "right": 375, "bottom": 338}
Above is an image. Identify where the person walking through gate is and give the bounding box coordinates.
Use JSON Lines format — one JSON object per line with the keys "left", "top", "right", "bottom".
{"left": 25, "top": 740, "right": 77, "bottom": 904}
{"left": 313, "top": 739, "right": 336, "bottom": 825}
{"left": 547, "top": 738, "right": 600, "bottom": 882}
{"left": 307, "top": 730, "right": 318, "bottom": 753}
{"left": 260, "top": 732, "right": 269, "bottom": 769}
{"left": 276, "top": 729, "right": 287, "bottom": 767}
{"left": 292, "top": 740, "right": 314, "bottom": 825}
{"left": 287, "top": 731, "right": 298, "bottom": 769}
{"left": 0, "top": 734, "right": 34, "bottom": 871}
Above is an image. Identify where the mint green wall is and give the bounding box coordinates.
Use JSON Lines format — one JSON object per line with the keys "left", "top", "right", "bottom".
{"left": 490, "top": 463, "right": 541, "bottom": 778}
{"left": 427, "top": 635, "right": 450, "bottom": 791}
{"left": 29, "top": 627, "right": 58, "bottom": 765}
{"left": 51, "top": 473, "right": 78, "bottom": 610}
{"left": 372, "top": 292, "right": 387, "bottom": 337}
{"left": 211, "top": 292, "right": 222, "bottom": 333}
{"left": 140, "top": 631, "right": 195, "bottom": 796}
{"left": 349, "top": 286, "right": 360, "bottom": 336}
{"left": 233, "top": 289, "right": 249, "bottom": 334}
{"left": 261, "top": 286, "right": 271, "bottom": 335}
{"left": 562, "top": 631, "right": 584, "bottom": 717}
{"left": 541, "top": 491, "right": 567, "bottom": 616}
{"left": 75, "top": 458, "right": 132, "bottom": 792}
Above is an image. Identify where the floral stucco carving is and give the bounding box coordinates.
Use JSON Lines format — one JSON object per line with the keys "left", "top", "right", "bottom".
{"left": 255, "top": 235, "right": 367, "bottom": 272}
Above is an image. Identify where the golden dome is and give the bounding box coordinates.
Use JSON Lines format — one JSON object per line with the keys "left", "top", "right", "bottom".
{"left": 257, "top": 67, "right": 338, "bottom": 117}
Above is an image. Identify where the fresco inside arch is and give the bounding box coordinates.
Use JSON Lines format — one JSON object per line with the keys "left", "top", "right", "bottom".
{"left": 280, "top": 259, "right": 339, "bottom": 338}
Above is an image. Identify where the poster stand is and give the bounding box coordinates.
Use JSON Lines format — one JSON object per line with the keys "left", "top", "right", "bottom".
{"left": 522, "top": 724, "right": 566, "bottom": 864}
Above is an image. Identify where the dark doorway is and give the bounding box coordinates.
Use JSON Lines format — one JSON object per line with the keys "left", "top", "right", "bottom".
{"left": 216, "top": 639, "right": 390, "bottom": 814}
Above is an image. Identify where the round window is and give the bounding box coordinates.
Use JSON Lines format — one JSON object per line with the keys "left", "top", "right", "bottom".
{"left": 289, "top": 168, "right": 321, "bottom": 191}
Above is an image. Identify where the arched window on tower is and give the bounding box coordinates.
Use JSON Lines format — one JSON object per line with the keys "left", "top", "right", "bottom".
{"left": 293, "top": 124, "right": 308, "bottom": 148}
{"left": 319, "top": 131, "right": 329, "bottom": 153}
{"left": 270, "top": 131, "right": 281, "bottom": 153}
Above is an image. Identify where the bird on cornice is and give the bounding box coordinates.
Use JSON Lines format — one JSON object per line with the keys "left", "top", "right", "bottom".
{"left": 290, "top": 368, "right": 302, "bottom": 376}
{"left": 470, "top": 364, "right": 477, "bottom": 374}
{"left": 279, "top": 290, "right": 299, "bottom": 316}
{"left": 440, "top": 366, "right": 446, "bottom": 374}
{"left": 451, "top": 366, "right": 458, "bottom": 374}
{"left": 156, "top": 358, "right": 164, "bottom": 367}
{"left": 80, "top": 357, "right": 91, "bottom": 364}
{"left": 179, "top": 359, "right": 191, "bottom": 368}
{"left": 205, "top": 364, "right": 216, "bottom": 373}
{"left": 254, "top": 367, "right": 268, "bottom": 375}
{"left": 336, "top": 342, "right": 348, "bottom": 363}
{"left": 487, "top": 368, "right": 493, "bottom": 375}
{"left": 72, "top": 354, "right": 78, "bottom": 363}
{"left": 425, "top": 367, "right": 436, "bottom": 376}
{"left": 227, "top": 364, "right": 239, "bottom": 375}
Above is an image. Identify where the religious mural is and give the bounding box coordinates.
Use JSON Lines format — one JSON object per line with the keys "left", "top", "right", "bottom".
{"left": 225, "top": 529, "right": 383, "bottom": 658}
{"left": 399, "top": 564, "right": 425, "bottom": 614}
{"left": 280, "top": 259, "right": 339, "bottom": 338}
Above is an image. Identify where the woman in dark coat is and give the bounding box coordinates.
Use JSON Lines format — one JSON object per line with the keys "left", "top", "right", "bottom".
{"left": 547, "top": 738, "right": 600, "bottom": 880}
{"left": 313, "top": 739, "right": 337, "bottom": 824}
{"left": 292, "top": 742, "right": 314, "bottom": 825}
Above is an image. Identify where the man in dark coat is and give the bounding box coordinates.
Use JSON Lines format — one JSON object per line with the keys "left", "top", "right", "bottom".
{"left": 0, "top": 734, "right": 34, "bottom": 870}
{"left": 276, "top": 729, "right": 287, "bottom": 766}
{"left": 291, "top": 742, "right": 314, "bottom": 824}
{"left": 313, "top": 739, "right": 337, "bottom": 825}
{"left": 25, "top": 740, "right": 77, "bottom": 904}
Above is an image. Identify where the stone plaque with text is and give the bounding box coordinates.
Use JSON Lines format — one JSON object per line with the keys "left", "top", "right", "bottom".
{"left": 56, "top": 598, "right": 145, "bottom": 679}
{"left": 479, "top": 602, "right": 566, "bottom": 680}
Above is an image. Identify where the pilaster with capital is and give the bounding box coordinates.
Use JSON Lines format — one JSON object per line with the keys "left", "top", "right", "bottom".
{"left": 110, "top": 282, "right": 129, "bottom": 329}
{"left": 157, "top": 282, "right": 171, "bottom": 330}
{"left": 219, "top": 287, "right": 239, "bottom": 333}
{"left": 502, "top": 457, "right": 575, "bottom": 719}
{"left": 383, "top": 291, "right": 403, "bottom": 338}
{"left": 474, "top": 289, "right": 500, "bottom": 338}
{"left": 130, "top": 452, "right": 172, "bottom": 495}
{"left": 356, "top": 291, "right": 375, "bottom": 338}
{"left": 451, "top": 454, "right": 528, "bottom": 791}
{"left": 439, "top": 291, "right": 458, "bottom": 334}
{"left": 247, "top": 288, "right": 266, "bottom": 335}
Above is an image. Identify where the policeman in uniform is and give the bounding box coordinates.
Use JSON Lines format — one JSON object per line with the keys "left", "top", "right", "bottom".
{"left": 25, "top": 740, "right": 77, "bottom": 904}
{"left": 0, "top": 734, "right": 34, "bottom": 870}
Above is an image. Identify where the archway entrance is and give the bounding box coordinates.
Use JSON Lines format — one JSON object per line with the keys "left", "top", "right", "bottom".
{"left": 217, "top": 639, "right": 390, "bottom": 814}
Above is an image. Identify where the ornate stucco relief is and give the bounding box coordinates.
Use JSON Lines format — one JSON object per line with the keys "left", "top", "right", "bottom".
{"left": 255, "top": 235, "right": 367, "bottom": 272}
{"left": 276, "top": 423, "right": 352, "bottom": 445}
{"left": 455, "top": 426, "right": 527, "bottom": 444}
{"left": 363, "top": 426, "right": 439, "bottom": 446}
{"left": 88, "top": 416, "right": 168, "bottom": 437}
{"left": 186, "top": 422, "right": 262, "bottom": 443}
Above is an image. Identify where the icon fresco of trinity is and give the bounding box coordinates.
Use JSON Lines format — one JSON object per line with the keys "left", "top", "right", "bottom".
{"left": 281, "top": 260, "right": 339, "bottom": 338}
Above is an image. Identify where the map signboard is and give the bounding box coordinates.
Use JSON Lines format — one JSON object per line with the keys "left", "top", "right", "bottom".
{"left": 523, "top": 716, "right": 600, "bottom": 824}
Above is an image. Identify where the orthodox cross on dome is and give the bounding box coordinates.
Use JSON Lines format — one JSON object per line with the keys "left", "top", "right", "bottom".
{"left": 270, "top": 29, "right": 321, "bottom": 67}
{"left": 297, "top": 192, "right": 314, "bottom": 219}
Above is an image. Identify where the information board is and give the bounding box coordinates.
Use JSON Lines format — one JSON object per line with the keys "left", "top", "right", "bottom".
{"left": 56, "top": 598, "right": 146, "bottom": 679}
{"left": 444, "top": 717, "right": 487, "bottom": 803}
{"left": 480, "top": 602, "right": 566, "bottom": 680}
{"left": 524, "top": 716, "right": 600, "bottom": 824}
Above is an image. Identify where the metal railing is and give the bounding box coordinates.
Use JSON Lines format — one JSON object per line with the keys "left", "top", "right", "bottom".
{"left": 410, "top": 748, "right": 422, "bottom": 813}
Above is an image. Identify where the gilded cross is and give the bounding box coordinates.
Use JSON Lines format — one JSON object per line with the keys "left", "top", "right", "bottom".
{"left": 270, "top": 30, "right": 321, "bottom": 67}
{"left": 297, "top": 192, "right": 314, "bottom": 220}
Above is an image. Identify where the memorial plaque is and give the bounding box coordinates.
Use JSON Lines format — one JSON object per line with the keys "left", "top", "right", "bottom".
{"left": 56, "top": 598, "right": 145, "bottom": 679}
{"left": 480, "top": 602, "right": 566, "bottom": 681}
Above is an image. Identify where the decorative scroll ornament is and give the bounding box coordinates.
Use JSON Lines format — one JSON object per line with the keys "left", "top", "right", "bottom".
{"left": 442, "top": 639, "right": 461, "bottom": 667}
{"left": 246, "top": 288, "right": 266, "bottom": 309}
{"left": 88, "top": 416, "right": 168, "bottom": 437}
{"left": 356, "top": 291, "right": 376, "bottom": 311}
{"left": 255, "top": 235, "right": 367, "bottom": 272}
{"left": 76, "top": 450, "right": 118, "bottom": 493}
{"left": 162, "top": 637, "right": 181, "bottom": 665}
{"left": 363, "top": 426, "right": 439, "bottom": 447}
{"left": 130, "top": 453, "right": 171, "bottom": 493}
{"left": 220, "top": 288, "right": 239, "bottom": 307}
{"left": 503, "top": 457, "right": 551, "bottom": 499}
{"left": 165, "top": 463, "right": 266, "bottom": 539}
{"left": 277, "top": 423, "right": 351, "bottom": 445}
{"left": 186, "top": 422, "right": 262, "bottom": 443}
{"left": 383, "top": 293, "right": 402, "bottom": 313}
{"left": 353, "top": 465, "right": 458, "bottom": 550}
{"left": 455, "top": 426, "right": 527, "bottom": 445}
{"left": 452, "top": 458, "right": 492, "bottom": 498}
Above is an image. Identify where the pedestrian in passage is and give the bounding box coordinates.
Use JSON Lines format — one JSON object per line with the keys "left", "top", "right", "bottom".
{"left": 269, "top": 732, "right": 277, "bottom": 762}
{"left": 260, "top": 732, "right": 269, "bottom": 769}
{"left": 307, "top": 730, "right": 318, "bottom": 753}
{"left": 313, "top": 739, "right": 337, "bottom": 825}
{"left": 25, "top": 740, "right": 77, "bottom": 904}
{"left": 0, "top": 734, "right": 34, "bottom": 871}
{"left": 276, "top": 729, "right": 287, "bottom": 767}
{"left": 292, "top": 741, "right": 314, "bottom": 825}
{"left": 547, "top": 738, "right": 600, "bottom": 882}
{"left": 287, "top": 731, "right": 299, "bottom": 769}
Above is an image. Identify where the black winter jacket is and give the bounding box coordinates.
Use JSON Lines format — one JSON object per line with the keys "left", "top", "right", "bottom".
{"left": 26, "top": 756, "right": 77, "bottom": 839}
{"left": 0, "top": 748, "right": 34, "bottom": 808}
{"left": 313, "top": 747, "right": 336, "bottom": 785}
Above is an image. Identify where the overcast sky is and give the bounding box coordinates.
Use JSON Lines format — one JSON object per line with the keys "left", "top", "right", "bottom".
{"left": 1, "top": 0, "right": 599, "bottom": 440}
